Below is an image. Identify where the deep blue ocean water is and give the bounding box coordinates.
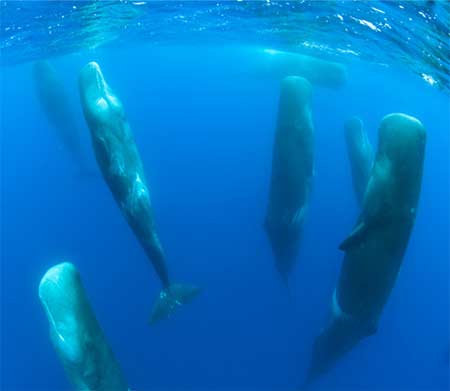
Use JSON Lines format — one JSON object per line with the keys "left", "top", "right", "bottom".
{"left": 1, "top": 2, "right": 450, "bottom": 391}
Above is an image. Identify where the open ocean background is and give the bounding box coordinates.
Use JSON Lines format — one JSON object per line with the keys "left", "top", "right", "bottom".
{"left": 1, "top": 2, "right": 449, "bottom": 390}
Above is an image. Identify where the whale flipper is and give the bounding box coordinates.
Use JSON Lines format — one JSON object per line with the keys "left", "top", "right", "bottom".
{"left": 306, "top": 114, "right": 426, "bottom": 385}
{"left": 150, "top": 284, "right": 200, "bottom": 325}
{"left": 339, "top": 214, "right": 392, "bottom": 252}
{"left": 339, "top": 193, "right": 396, "bottom": 252}
{"left": 338, "top": 220, "right": 369, "bottom": 251}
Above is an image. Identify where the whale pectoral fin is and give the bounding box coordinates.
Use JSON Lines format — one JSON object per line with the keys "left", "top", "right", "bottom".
{"left": 339, "top": 211, "right": 392, "bottom": 251}
{"left": 338, "top": 221, "right": 367, "bottom": 251}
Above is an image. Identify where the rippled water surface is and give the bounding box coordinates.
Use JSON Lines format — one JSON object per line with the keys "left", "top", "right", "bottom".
{"left": 1, "top": 1, "right": 449, "bottom": 92}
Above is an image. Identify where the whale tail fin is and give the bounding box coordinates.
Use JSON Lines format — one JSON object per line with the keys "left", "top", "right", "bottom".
{"left": 149, "top": 283, "right": 200, "bottom": 325}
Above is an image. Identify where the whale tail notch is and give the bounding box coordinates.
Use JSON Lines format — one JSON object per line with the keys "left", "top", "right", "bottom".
{"left": 149, "top": 283, "right": 200, "bottom": 325}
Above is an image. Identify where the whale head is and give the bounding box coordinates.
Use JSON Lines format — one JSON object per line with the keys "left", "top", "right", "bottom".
{"left": 39, "top": 262, "right": 128, "bottom": 390}
{"left": 280, "top": 75, "right": 312, "bottom": 110}
{"left": 344, "top": 116, "right": 364, "bottom": 144}
{"left": 39, "top": 262, "right": 103, "bottom": 388}
{"left": 377, "top": 113, "right": 426, "bottom": 197}
{"left": 39, "top": 263, "right": 86, "bottom": 364}
{"left": 79, "top": 61, "right": 124, "bottom": 130}
{"left": 378, "top": 113, "right": 426, "bottom": 167}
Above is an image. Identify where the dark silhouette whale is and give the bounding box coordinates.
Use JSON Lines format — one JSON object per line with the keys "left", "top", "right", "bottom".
{"left": 32, "top": 60, "right": 90, "bottom": 174}
{"left": 264, "top": 76, "right": 314, "bottom": 285}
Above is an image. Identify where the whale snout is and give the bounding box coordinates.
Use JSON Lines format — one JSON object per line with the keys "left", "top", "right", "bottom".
{"left": 39, "top": 262, "right": 79, "bottom": 325}
{"left": 379, "top": 113, "right": 426, "bottom": 164}
{"left": 39, "top": 262, "right": 77, "bottom": 298}
{"left": 79, "top": 62, "right": 108, "bottom": 101}
{"left": 39, "top": 263, "right": 86, "bottom": 365}
{"left": 81, "top": 62, "right": 104, "bottom": 87}
{"left": 344, "top": 116, "right": 364, "bottom": 141}
{"left": 79, "top": 61, "right": 124, "bottom": 124}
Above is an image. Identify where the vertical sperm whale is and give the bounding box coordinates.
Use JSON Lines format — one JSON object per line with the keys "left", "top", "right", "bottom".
{"left": 39, "top": 262, "right": 128, "bottom": 391}
{"left": 304, "top": 113, "right": 426, "bottom": 386}
{"left": 264, "top": 76, "right": 314, "bottom": 284}
{"left": 79, "top": 62, "right": 199, "bottom": 324}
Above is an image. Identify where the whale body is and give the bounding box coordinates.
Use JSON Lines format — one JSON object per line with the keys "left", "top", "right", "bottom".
{"left": 305, "top": 113, "right": 426, "bottom": 386}
{"left": 79, "top": 62, "right": 199, "bottom": 324}
{"left": 39, "top": 262, "right": 128, "bottom": 391}
{"left": 264, "top": 76, "right": 314, "bottom": 284}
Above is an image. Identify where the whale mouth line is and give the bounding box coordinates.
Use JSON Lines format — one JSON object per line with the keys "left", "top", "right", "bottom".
{"left": 39, "top": 278, "right": 85, "bottom": 366}
{"left": 39, "top": 278, "right": 66, "bottom": 325}
{"left": 39, "top": 278, "right": 74, "bottom": 357}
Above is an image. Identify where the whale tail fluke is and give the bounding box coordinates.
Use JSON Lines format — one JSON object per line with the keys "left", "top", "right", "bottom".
{"left": 149, "top": 283, "right": 200, "bottom": 325}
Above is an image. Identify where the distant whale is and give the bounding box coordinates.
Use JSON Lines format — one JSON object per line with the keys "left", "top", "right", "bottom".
{"left": 264, "top": 76, "right": 314, "bottom": 284}
{"left": 252, "top": 48, "right": 347, "bottom": 89}
{"left": 79, "top": 62, "right": 199, "bottom": 324}
{"left": 32, "top": 60, "right": 89, "bottom": 174}
{"left": 344, "top": 116, "right": 373, "bottom": 206}
{"left": 304, "top": 113, "right": 426, "bottom": 386}
{"left": 39, "top": 262, "right": 128, "bottom": 391}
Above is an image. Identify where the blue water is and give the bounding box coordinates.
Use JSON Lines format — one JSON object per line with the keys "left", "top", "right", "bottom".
{"left": 1, "top": 9, "right": 450, "bottom": 391}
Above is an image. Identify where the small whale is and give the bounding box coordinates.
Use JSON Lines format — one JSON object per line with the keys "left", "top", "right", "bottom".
{"left": 264, "top": 76, "right": 314, "bottom": 285}
{"left": 79, "top": 62, "right": 200, "bottom": 324}
{"left": 344, "top": 116, "right": 374, "bottom": 206}
{"left": 32, "top": 60, "right": 91, "bottom": 175}
{"left": 39, "top": 262, "right": 128, "bottom": 391}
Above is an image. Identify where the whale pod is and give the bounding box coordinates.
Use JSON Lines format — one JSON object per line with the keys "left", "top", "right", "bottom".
{"left": 78, "top": 62, "right": 199, "bottom": 324}
{"left": 264, "top": 76, "right": 314, "bottom": 284}
{"left": 39, "top": 262, "right": 128, "bottom": 391}
{"left": 344, "top": 116, "right": 374, "bottom": 206}
{"left": 304, "top": 113, "right": 426, "bottom": 386}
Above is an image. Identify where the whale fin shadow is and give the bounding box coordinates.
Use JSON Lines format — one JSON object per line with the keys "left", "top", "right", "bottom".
{"left": 149, "top": 283, "right": 201, "bottom": 325}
